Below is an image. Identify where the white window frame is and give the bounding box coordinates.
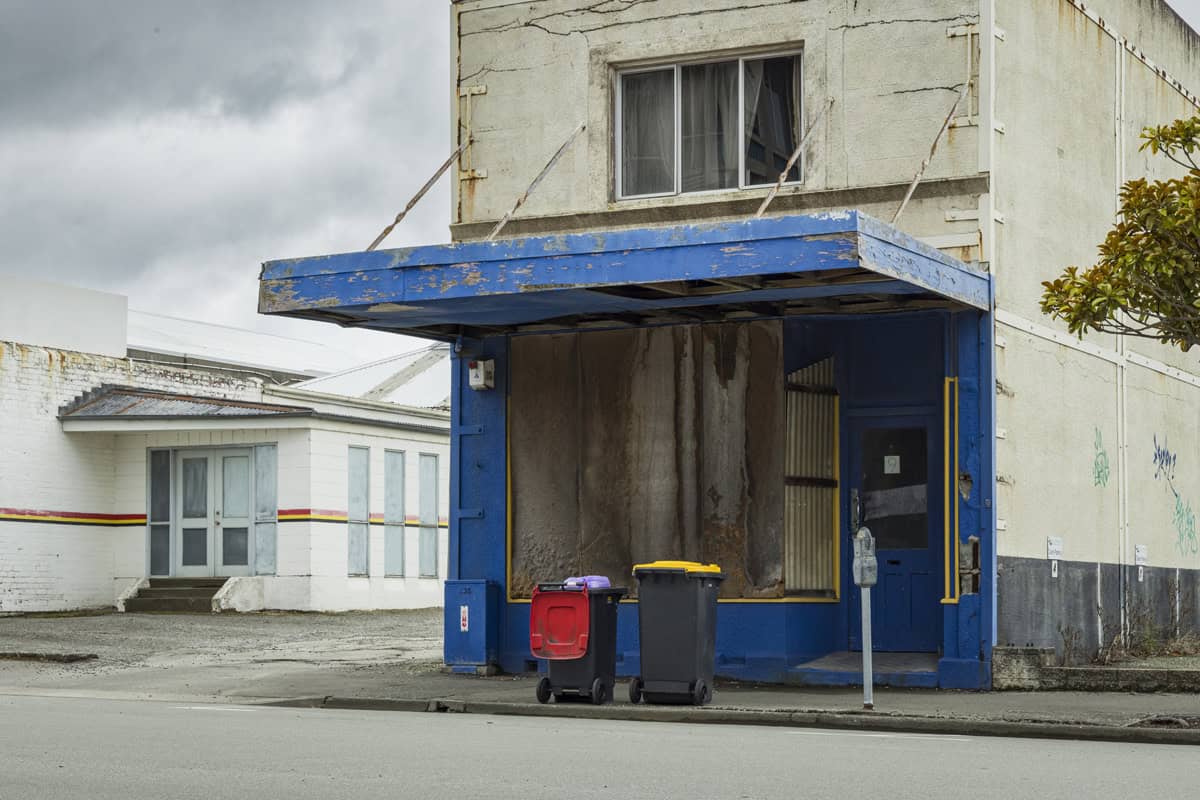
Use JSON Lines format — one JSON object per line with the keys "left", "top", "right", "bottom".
{"left": 614, "top": 50, "right": 804, "bottom": 201}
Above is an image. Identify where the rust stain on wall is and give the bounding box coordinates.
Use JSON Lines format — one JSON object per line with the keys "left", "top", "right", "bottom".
{"left": 509, "top": 320, "right": 785, "bottom": 599}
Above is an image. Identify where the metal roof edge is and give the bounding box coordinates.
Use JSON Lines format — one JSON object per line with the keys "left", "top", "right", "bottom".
{"left": 264, "top": 385, "right": 451, "bottom": 424}
{"left": 260, "top": 210, "right": 862, "bottom": 281}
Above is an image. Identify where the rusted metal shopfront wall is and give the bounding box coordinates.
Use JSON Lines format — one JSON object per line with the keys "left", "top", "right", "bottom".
{"left": 508, "top": 321, "right": 783, "bottom": 598}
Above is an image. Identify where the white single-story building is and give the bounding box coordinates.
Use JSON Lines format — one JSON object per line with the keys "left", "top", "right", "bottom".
{"left": 0, "top": 278, "right": 450, "bottom": 614}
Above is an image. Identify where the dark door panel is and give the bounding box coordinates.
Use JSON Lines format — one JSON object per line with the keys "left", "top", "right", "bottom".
{"left": 848, "top": 417, "right": 942, "bottom": 653}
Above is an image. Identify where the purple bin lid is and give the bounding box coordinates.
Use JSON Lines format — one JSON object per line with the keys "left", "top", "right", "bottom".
{"left": 563, "top": 575, "right": 611, "bottom": 589}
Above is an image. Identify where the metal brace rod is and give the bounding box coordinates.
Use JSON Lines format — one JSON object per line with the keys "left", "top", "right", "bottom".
{"left": 366, "top": 139, "right": 472, "bottom": 252}
{"left": 891, "top": 81, "right": 972, "bottom": 225}
{"left": 487, "top": 123, "right": 586, "bottom": 241}
{"left": 755, "top": 97, "right": 834, "bottom": 219}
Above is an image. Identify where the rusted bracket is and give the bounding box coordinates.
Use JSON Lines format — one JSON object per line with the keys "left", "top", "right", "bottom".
{"left": 486, "top": 123, "right": 586, "bottom": 241}
{"left": 754, "top": 97, "right": 834, "bottom": 219}
{"left": 366, "top": 139, "right": 472, "bottom": 252}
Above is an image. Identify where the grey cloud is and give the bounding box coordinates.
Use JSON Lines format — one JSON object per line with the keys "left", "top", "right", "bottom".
{"left": 0, "top": 0, "right": 451, "bottom": 352}
{"left": 0, "top": 1, "right": 405, "bottom": 128}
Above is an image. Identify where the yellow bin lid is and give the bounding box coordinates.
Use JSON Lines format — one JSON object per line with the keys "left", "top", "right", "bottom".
{"left": 632, "top": 560, "right": 722, "bottom": 576}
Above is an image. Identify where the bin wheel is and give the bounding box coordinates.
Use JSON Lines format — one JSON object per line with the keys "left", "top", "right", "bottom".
{"left": 693, "top": 680, "right": 710, "bottom": 706}
{"left": 628, "top": 677, "right": 643, "bottom": 705}
{"left": 590, "top": 677, "right": 608, "bottom": 705}
{"left": 536, "top": 677, "right": 552, "bottom": 705}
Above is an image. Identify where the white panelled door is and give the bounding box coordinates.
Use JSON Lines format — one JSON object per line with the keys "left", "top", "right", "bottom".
{"left": 175, "top": 449, "right": 254, "bottom": 578}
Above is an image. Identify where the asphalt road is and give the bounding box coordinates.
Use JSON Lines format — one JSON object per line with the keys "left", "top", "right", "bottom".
{"left": 1, "top": 694, "right": 1196, "bottom": 800}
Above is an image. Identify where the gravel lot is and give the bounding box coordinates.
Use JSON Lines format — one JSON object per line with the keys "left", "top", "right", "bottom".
{"left": 0, "top": 609, "right": 442, "bottom": 675}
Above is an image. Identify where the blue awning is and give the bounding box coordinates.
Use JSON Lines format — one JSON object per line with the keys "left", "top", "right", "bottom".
{"left": 259, "top": 211, "right": 991, "bottom": 339}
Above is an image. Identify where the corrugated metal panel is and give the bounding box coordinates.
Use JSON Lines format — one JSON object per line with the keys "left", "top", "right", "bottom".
{"left": 60, "top": 385, "right": 309, "bottom": 418}
{"left": 784, "top": 358, "right": 837, "bottom": 593}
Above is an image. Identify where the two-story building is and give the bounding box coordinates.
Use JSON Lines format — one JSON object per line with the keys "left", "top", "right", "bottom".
{"left": 258, "top": 0, "right": 1200, "bottom": 688}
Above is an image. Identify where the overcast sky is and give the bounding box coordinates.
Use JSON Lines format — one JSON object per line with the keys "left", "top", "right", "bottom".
{"left": 0, "top": 0, "right": 448, "bottom": 360}
{"left": 1, "top": 1, "right": 1199, "bottom": 361}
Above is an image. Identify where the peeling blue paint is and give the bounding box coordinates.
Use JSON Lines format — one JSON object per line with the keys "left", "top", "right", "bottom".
{"left": 258, "top": 211, "right": 991, "bottom": 332}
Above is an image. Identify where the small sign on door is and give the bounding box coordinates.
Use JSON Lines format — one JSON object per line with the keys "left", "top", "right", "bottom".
{"left": 459, "top": 604, "right": 469, "bottom": 633}
{"left": 883, "top": 455, "right": 901, "bottom": 475}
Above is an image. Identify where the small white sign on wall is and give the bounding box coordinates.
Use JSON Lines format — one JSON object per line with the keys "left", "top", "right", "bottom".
{"left": 460, "top": 604, "right": 470, "bottom": 633}
{"left": 1134, "top": 544, "right": 1148, "bottom": 566}
{"left": 1046, "top": 536, "right": 1064, "bottom": 560}
{"left": 883, "top": 455, "right": 901, "bottom": 475}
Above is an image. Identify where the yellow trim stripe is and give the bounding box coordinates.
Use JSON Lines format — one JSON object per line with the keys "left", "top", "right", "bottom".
{"left": 277, "top": 510, "right": 449, "bottom": 527}
{"left": 941, "top": 377, "right": 960, "bottom": 605}
{"left": 0, "top": 511, "right": 146, "bottom": 527}
{"left": 506, "top": 396, "right": 514, "bottom": 602}
{"left": 832, "top": 401, "right": 841, "bottom": 599}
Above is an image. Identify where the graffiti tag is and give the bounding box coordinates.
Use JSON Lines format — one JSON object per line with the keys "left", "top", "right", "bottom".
{"left": 1174, "top": 491, "right": 1199, "bottom": 557}
{"left": 1153, "top": 435, "right": 1177, "bottom": 481}
{"left": 1093, "top": 427, "right": 1110, "bottom": 487}
{"left": 1152, "top": 434, "right": 1196, "bottom": 557}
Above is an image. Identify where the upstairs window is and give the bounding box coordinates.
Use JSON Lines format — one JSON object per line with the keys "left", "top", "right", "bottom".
{"left": 617, "top": 52, "right": 802, "bottom": 200}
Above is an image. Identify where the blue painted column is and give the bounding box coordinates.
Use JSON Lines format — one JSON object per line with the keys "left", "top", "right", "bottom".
{"left": 938, "top": 309, "right": 994, "bottom": 689}
{"left": 444, "top": 336, "right": 509, "bottom": 668}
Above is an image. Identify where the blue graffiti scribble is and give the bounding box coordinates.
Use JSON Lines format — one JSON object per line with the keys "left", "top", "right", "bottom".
{"left": 1174, "top": 491, "right": 1199, "bottom": 557}
{"left": 1153, "top": 435, "right": 1177, "bottom": 482}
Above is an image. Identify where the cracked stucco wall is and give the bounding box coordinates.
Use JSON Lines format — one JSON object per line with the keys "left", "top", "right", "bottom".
{"left": 451, "top": 0, "right": 984, "bottom": 250}
{"left": 992, "top": 0, "right": 1200, "bottom": 659}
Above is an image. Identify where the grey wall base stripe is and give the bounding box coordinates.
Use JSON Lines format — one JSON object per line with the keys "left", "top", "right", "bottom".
{"left": 997, "top": 555, "right": 1200, "bottom": 663}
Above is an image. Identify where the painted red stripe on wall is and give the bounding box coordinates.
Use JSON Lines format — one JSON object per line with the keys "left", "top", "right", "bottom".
{"left": 0, "top": 508, "right": 147, "bottom": 526}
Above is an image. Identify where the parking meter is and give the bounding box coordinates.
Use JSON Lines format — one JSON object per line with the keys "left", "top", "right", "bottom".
{"left": 852, "top": 527, "right": 877, "bottom": 588}
{"left": 853, "top": 526, "right": 877, "bottom": 710}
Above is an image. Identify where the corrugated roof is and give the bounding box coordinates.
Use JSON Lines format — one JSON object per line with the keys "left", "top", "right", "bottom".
{"left": 59, "top": 386, "right": 313, "bottom": 420}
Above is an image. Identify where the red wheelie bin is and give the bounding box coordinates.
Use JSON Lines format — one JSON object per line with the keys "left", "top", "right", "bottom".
{"left": 529, "top": 576, "right": 626, "bottom": 705}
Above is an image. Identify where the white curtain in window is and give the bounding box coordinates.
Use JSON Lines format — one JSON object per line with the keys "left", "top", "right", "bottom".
{"left": 743, "top": 56, "right": 800, "bottom": 186}
{"left": 681, "top": 61, "right": 738, "bottom": 192}
{"left": 621, "top": 69, "right": 675, "bottom": 196}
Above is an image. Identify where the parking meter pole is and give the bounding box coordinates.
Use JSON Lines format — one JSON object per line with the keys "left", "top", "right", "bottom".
{"left": 861, "top": 586, "right": 873, "bottom": 710}
{"left": 852, "top": 527, "right": 877, "bottom": 711}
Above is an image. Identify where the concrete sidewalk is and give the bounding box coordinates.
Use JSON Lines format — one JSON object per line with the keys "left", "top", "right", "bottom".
{"left": 2, "top": 610, "right": 1198, "bottom": 744}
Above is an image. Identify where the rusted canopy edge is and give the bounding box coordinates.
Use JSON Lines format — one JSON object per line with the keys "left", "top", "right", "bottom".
{"left": 257, "top": 211, "right": 991, "bottom": 335}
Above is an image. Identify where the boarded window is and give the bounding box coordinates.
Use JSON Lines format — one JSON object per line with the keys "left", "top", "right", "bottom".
{"left": 508, "top": 322, "right": 784, "bottom": 599}
{"left": 784, "top": 357, "right": 838, "bottom": 595}
{"left": 348, "top": 446, "right": 369, "bottom": 576}
{"left": 385, "top": 450, "right": 406, "bottom": 576}
{"left": 419, "top": 453, "right": 439, "bottom": 578}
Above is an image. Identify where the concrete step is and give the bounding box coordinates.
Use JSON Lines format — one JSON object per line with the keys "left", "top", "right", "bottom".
{"left": 136, "top": 588, "right": 219, "bottom": 600}
{"left": 148, "top": 578, "right": 227, "bottom": 589}
{"left": 124, "top": 596, "right": 216, "bottom": 613}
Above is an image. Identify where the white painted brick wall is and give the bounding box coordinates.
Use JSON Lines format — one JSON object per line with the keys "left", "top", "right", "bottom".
{"left": 0, "top": 339, "right": 449, "bottom": 612}
{"left": 0, "top": 340, "right": 262, "bottom": 612}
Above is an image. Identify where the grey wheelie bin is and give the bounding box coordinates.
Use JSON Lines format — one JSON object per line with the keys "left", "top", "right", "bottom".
{"left": 628, "top": 561, "right": 723, "bottom": 706}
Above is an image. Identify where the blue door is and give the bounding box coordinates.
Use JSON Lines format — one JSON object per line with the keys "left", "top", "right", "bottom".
{"left": 847, "top": 415, "right": 942, "bottom": 653}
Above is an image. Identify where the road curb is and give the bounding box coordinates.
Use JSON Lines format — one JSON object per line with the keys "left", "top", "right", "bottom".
{"left": 273, "top": 695, "right": 1200, "bottom": 746}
